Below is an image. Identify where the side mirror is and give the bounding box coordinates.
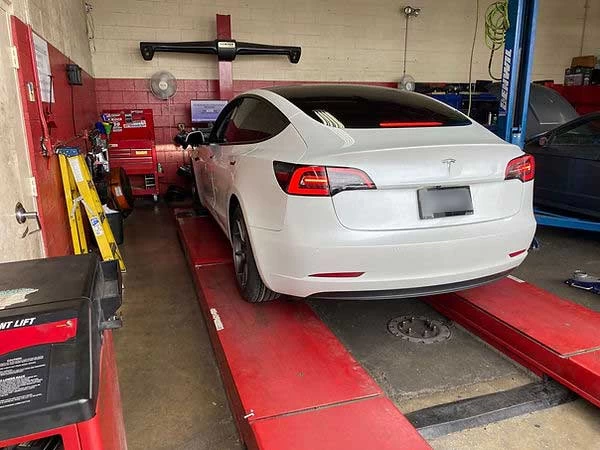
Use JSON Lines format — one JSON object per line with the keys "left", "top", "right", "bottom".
{"left": 185, "top": 130, "right": 205, "bottom": 148}
{"left": 174, "top": 130, "right": 206, "bottom": 149}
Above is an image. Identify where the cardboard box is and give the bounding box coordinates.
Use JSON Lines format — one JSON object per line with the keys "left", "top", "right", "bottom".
{"left": 571, "top": 55, "right": 597, "bottom": 68}
{"left": 564, "top": 67, "right": 600, "bottom": 86}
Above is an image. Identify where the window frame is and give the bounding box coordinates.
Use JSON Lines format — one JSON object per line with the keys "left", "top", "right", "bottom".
{"left": 208, "top": 95, "right": 290, "bottom": 146}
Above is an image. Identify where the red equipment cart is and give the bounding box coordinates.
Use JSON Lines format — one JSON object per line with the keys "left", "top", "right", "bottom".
{"left": 102, "top": 108, "right": 160, "bottom": 201}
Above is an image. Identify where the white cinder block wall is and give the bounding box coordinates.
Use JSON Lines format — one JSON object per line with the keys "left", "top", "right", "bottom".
{"left": 13, "top": 0, "right": 94, "bottom": 74}
{"left": 89, "top": 0, "right": 599, "bottom": 83}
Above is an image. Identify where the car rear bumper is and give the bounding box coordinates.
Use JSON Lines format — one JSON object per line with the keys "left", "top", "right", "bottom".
{"left": 308, "top": 270, "right": 513, "bottom": 300}
{"left": 248, "top": 197, "right": 536, "bottom": 299}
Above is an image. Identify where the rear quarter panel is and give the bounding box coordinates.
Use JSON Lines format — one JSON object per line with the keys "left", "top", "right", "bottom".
{"left": 232, "top": 125, "right": 307, "bottom": 233}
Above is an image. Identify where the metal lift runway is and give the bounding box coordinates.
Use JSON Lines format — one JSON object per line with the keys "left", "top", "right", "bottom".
{"left": 175, "top": 213, "right": 600, "bottom": 449}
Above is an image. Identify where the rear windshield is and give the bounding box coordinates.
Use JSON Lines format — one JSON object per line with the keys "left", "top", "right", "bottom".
{"left": 269, "top": 85, "right": 471, "bottom": 129}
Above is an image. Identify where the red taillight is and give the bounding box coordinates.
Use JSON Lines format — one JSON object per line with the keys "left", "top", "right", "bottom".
{"left": 379, "top": 121, "right": 443, "bottom": 128}
{"left": 505, "top": 154, "right": 535, "bottom": 182}
{"left": 288, "top": 166, "right": 330, "bottom": 196}
{"left": 274, "top": 162, "right": 376, "bottom": 197}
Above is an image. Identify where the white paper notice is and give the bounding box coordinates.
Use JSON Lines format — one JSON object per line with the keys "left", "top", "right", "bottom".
{"left": 32, "top": 33, "right": 54, "bottom": 103}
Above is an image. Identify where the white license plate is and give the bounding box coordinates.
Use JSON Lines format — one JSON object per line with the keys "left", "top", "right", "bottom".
{"left": 418, "top": 186, "right": 474, "bottom": 220}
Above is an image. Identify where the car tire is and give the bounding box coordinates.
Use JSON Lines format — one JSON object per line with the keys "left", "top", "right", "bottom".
{"left": 231, "top": 206, "right": 280, "bottom": 303}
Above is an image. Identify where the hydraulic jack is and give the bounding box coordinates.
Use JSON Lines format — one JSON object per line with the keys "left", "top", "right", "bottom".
{"left": 566, "top": 271, "right": 600, "bottom": 295}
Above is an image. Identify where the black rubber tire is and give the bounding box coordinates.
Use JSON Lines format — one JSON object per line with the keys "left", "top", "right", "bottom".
{"left": 231, "top": 206, "right": 280, "bottom": 303}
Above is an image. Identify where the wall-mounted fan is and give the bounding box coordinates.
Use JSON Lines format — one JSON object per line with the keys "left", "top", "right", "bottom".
{"left": 398, "top": 74, "right": 416, "bottom": 91}
{"left": 150, "top": 70, "right": 177, "bottom": 100}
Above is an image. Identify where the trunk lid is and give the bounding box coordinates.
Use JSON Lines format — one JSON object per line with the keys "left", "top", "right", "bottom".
{"left": 297, "top": 126, "right": 525, "bottom": 231}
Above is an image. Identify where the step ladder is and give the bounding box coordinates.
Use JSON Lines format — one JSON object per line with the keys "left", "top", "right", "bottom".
{"left": 58, "top": 147, "right": 126, "bottom": 271}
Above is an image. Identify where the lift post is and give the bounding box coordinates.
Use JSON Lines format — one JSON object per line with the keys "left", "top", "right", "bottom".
{"left": 496, "top": 0, "right": 600, "bottom": 232}
{"left": 496, "top": 0, "right": 539, "bottom": 148}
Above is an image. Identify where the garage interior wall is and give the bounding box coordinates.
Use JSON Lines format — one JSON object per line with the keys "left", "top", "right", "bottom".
{"left": 2, "top": 0, "right": 597, "bottom": 259}
{"left": 89, "top": 0, "right": 600, "bottom": 193}
{"left": 8, "top": 0, "right": 96, "bottom": 258}
{"left": 90, "top": 0, "right": 599, "bottom": 83}
{"left": 12, "top": 0, "right": 93, "bottom": 75}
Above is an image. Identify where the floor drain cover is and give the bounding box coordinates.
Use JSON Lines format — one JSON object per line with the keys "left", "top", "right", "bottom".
{"left": 387, "top": 315, "right": 451, "bottom": 344}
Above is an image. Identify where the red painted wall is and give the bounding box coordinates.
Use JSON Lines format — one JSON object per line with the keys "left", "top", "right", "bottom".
{"left": 96, "top": 78, "right": 396, "bottom": 193}
{"left": 12, "top": 17, "right": 98, "bottom": 257}
{"left": 548, "top": 84, "right": 600, "bottom": 115}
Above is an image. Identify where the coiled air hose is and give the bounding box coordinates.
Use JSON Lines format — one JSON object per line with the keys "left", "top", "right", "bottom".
{"left": 485, "top": 1, "right": 510, "bottom": 80}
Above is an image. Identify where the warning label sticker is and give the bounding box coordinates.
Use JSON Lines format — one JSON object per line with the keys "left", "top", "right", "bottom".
{"left": 90, "top": 217, "right": 104, "bottom": 236}
{"left": 0, "top": 346, "right": 49, "bottom": 411}
{"left": 123, "top": 120, "right": 146, "bottom": 129}
{"left": 68, "top": 159, "right": 84, "bottom": 182}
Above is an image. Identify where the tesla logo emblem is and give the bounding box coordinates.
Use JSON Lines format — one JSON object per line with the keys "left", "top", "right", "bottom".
{"left": 442, "top": 158, "right": 456, "bottom": 175}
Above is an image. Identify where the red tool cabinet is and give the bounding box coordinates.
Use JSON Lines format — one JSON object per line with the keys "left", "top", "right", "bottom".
{"left": 102, "top": 109, "right": 160, "bottom": 201}
{"left": 0, "top": 254, "right": 126, "bottom": 450}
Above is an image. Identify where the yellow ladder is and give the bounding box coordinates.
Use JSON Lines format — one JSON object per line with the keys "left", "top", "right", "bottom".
{"left": 58, "top": 147, "right": 126, "bottom": 271}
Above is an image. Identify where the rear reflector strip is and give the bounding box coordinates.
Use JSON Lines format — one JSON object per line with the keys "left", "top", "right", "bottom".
{"left": 379, "top": 121, "right": 443, "bottom": 128}
{"left": 309, "top": 272, "right": 365, "bottom": 278}
{"left": 509, "top": 249, "right": 527, "bottom": 258}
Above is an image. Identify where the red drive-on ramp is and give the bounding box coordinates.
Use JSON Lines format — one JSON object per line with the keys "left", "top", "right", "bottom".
{"left": 427, "top": 277, "right": 600, "bottom": 408}
{"left": 177, "top": 215, "right": 430, "bottom": 450}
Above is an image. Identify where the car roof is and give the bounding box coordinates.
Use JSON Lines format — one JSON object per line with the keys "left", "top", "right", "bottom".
{"left": 266, "top": 84, "right": 410, "bottom": 100}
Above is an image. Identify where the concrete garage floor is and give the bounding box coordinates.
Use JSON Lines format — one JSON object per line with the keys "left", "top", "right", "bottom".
{"left": 115, "top": 203, "right": 242, "bottom": 450}
{"left": 115, "top": 203, "right": 600, "bottom": 449}
{"left": 311, "top": 225, "right": 600, "bottom": 449}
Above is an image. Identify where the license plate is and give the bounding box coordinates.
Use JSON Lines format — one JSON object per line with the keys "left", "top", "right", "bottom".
{"left": 418, "top": 186, "right": 474, "bottom": 220}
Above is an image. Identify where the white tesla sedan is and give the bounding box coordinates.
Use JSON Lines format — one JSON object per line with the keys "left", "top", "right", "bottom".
{"left": 191, "top": 85, "right": 536, "bottom": 302}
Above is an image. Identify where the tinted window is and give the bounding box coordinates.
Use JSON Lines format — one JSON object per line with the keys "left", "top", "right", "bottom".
{"left": 552, "top": 118, "right": 600, "bottom": 146}
{"left": 212, "top": 102, "right": 238, "bottom": 143}
{"left": 268, "top": 85, "right": 471, "bottom": 129}
{"left": 218, "top": 97, "right": 289, "bottom": 144}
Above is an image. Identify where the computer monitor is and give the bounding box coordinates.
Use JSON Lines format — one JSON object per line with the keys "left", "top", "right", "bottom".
{"left": 191, "top": 100, "right": 228, "bottom": 123}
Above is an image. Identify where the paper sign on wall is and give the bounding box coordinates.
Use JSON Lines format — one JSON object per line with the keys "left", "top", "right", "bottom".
{"left": 32, "top": 33, "right": 54, "bottom": 103}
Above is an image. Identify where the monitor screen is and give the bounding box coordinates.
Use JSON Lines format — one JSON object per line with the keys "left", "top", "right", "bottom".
{"left": 191, "top": 100, "right": 228, "bottom": 123}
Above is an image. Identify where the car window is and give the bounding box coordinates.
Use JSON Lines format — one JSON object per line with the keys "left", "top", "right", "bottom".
{"left": 269, "top": 85, "right": 471, "bottom": 129}
{"left": 211, "top": 102, "right": 239, "bottom": 144}
{"left": 219, "top": 97, "right": 289, "bottom": 144}
{"left": 552, "top": 118, "right": 600, "bottom": 146}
